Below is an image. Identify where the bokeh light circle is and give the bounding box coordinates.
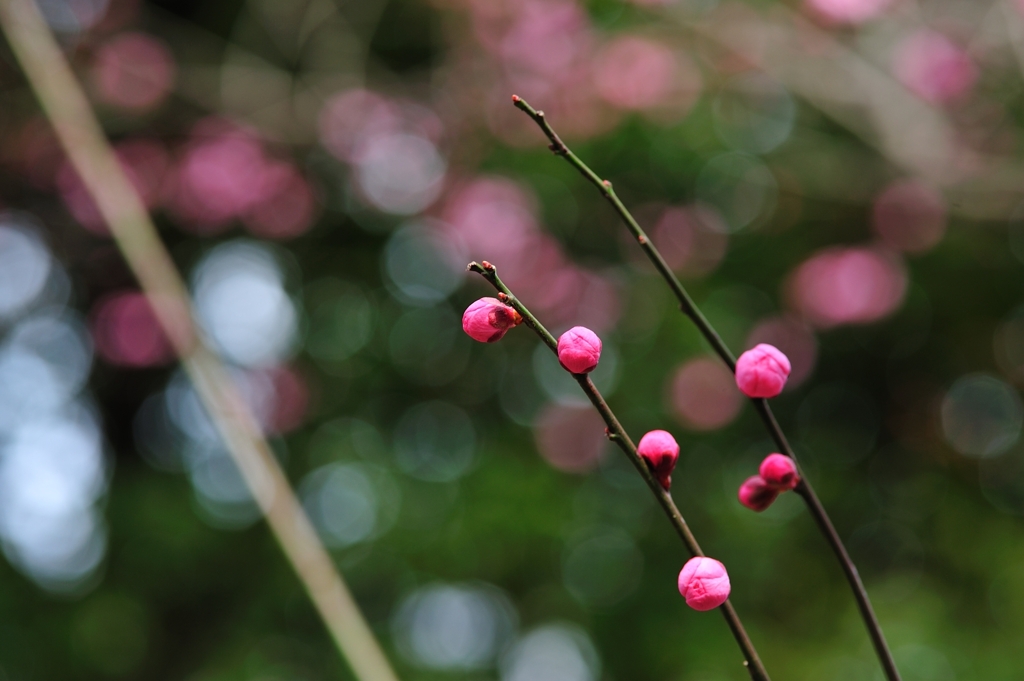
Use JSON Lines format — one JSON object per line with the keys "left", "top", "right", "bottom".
{"left": 669, "top": 357, "right": 743, "bottom": 431}
{"left": 941, "top": 374, "right": 1023, "bottom": 458}
{"left": 393, "top": 401, "right": 476, "bottom": 482}
{"left": 393, "top": 583, "right": 517, "bottom": 670}
{"left": 500, "top": 624, "right": 600, "bottom": 681}
{"left": 713, "top": 72, "right": 796, "bottom": 154}
{"left": 355, "top": 133, "right": 446, "bottom": 215}
{"left": 192, "top": 241, "right": 298, "bottom": 367}
{"left": 384, "top": 221, "right": 466, "bottom": 305}
{"left": 694, "top": 153, "right": 778, "bottom": 232}
{"left": 0, "top": 218, "right": 52, "bottom": 320}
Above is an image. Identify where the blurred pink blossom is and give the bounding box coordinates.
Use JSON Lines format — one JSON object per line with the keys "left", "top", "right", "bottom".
{"left": 260, "top": 365, "right": 310, "bottom": 434}
{"left": 669, "top": 357, "right": 743, "bottom": 431}
{"left": 443, "top": 176, "right": 538, "bottom": 268}
{"left": 92, "top": 31, "right": 176, "bottom": 112}
{"left": 533, "top": 403, "right": 607, "bottom": 473}
{"left": 168, "top": 120, "right": 311, "bottom": 234}
{"left": 893, "top": 30, "right": 976, "bottom": 104}
{"left": 593, "top": 36, "right": 677, "bottom": 111}
{"left": 242, "top": 161, "right": 319, "bottom": 239}
{"left": 318, "top": 89, "right": 444, "bottom": 164}
{"left": 444, "top": 177, "right": 620, "bottom": 330}
{"left": 496, "top": 0, "right": 590, "bottom": 76}
{"left": 469, "top": 0, "right": 619, "bottom": 143}
{"left": 786, "top": 246, "right": 907, "bottom": 328}
{"left": 58, "top": 138, "right": 169, "bottom": 235}
{"left": 318, "top": 89, "right": 401, "bottom": 162}
{"left": 91, "top": 291, "right": 173, "bottom": 367}
{"left": 650, "top": 205, "right": 729, "bottom": 277}
{"left": 806, "top": 0, "right": 893, "bottom": 25}
{"left": 872, "top": 179, "right": 947, "bottom": 253}
{"left": 168, "top": 122, "right": 267, "bottom": 231}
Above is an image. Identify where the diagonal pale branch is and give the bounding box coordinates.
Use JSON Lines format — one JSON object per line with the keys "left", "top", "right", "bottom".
{"left": 512, "top": 95, "right": 901, "bottom": 681}
{"left": 469, "top": 261, "right": 772, "bottom": 681}
{"left": 0, "top": 2, "right": 400, "bottom": 680}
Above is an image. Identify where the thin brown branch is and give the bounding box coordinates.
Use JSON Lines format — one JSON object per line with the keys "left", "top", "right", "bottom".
{"left": 469, "top": 261, "right": 771, "bottom": 681}
{"left": 511, "top": 97, "right": 902, "bottom": 681}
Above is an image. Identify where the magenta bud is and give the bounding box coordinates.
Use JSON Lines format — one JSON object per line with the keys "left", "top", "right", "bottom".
{"left": 738, "top": 475, "right": 779, "bottom": 512}
{"left": 735, "top": 343, "right": 791, "bottom": 398}
{"left": 462, "top": 297, "right": 522, "bottom": 343}
{"left": 556, "top": 326, "right": 602, "bottom": 374}
{"left": 677, "top": 556, "right": 731, "bottom": 611}
{"left": 637, "top": 429, "right": 679, "bottom": 490}
{"left": 759, "top": 453, "right": 800, "bottom": 491}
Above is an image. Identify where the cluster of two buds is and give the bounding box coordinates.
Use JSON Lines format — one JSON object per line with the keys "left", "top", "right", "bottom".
{"left": 635, "top": 430, "right": 732, "bottom": 612}
{"left": 732, "top": 343, "right": 802, "bottom": 511}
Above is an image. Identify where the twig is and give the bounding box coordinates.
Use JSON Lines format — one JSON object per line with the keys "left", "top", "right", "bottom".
{"left": 0, "top": 2, "right": 400, "bottom": 680}
{"left": 512, "top": 95, "right": 902, "bottom": 681}
{"left": 470, "top": 261, "right": 771, "bottom": 681}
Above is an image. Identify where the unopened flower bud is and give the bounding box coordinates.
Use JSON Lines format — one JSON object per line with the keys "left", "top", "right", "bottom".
{"left": 759, "top": 453, "right": 800, "bottom": 491}
{"left": 637, "top": 429, "right": 679, "bottom": 490}
{"left": 462, "top": 297, "right": 522, "bottom": 343}
{"left": 677, "top": 556, "right": 731, "bottom": 611}
{"left": 556, "top": 326, "right": 602, "bottom": 374}
{"left": 738, "top": 475, "right": 779, "bottom": 512}
{"left": 735, "top": 343, "right": 791, "bottom": 398}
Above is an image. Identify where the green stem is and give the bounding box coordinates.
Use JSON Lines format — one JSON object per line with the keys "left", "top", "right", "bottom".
{"left": 469, "top": 261, "right": 771, "bottom": 681}
{"left": 511, "top": 96, "right": 901, "bottom": 681}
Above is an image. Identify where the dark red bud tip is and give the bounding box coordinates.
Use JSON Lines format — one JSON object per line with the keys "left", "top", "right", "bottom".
{"left": 463, "top": 297, "right": 520, "bottom": 343}
{"left": 738, "top": 475, "right": 779, "bottom": 512}
{"left": 481, "top": 261, "right": 494, "bottom": 271}
{"left": 511, "top": 94, "right": 521, "bottom": 102}
{"left": 602, "top": 180, "right": 612, "bottom": 187}
{"left": 637, "top": 430, "right": 679, "bottom": 490}
{"left": 638, "top": 235, "right": 648, "bottom": 244}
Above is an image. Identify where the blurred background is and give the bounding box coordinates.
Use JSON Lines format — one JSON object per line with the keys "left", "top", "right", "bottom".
{"left": 1, "top": 0, "right": 1024, "bottom": 678}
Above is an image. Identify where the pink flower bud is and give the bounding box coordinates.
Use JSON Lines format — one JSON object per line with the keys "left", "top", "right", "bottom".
{"left": 637, "top": 429, "right": 679, "bottom": 490}
{"left": 677, "top": 556, "right": 731, "bottom": 611}
{"left": 735, "top": 343, "right": 791, "bottom": 398}
{"left": 738, "top": 475, "right": 779, "bottom": 512}
{"left": 462, "top": 297, "right": 522, "bottom": 343}
{"left": 556, "top": 326, "right": 602, "bottom": 374}
{"left": 759, "top": 453, "right": 800, "bottom": 491}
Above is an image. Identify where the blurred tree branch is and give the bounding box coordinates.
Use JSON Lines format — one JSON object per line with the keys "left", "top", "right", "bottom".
{"left": 0, "top": 1, "right": 400, "bottom": 679}
{"left": 670, "top": 1, "right": 1024, "bottom": 220}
